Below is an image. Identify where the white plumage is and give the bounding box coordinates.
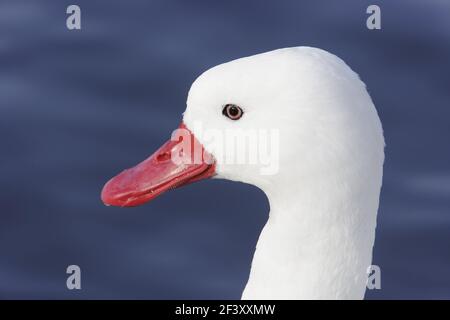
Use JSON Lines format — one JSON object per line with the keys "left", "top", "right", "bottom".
{"left": 183, "top": 47, "right": 385, "bottom": 299}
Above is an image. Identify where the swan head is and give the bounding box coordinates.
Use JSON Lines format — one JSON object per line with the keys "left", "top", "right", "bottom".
{"left": 101, "top": 47, "right": 384, "bottom": 207}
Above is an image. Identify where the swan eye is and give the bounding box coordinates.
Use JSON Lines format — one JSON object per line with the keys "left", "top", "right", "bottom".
{"left": 222, "top": 104, "right": 243, "bottom": 120}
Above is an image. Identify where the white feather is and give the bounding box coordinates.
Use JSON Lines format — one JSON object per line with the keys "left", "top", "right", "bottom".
{"left": 183, "top": 47, "right": 385, "bottom": 299}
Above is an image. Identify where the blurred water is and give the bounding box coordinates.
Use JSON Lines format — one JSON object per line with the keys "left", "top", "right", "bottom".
{"left": 0, "top": 0, "right": 449, "bottom": 299}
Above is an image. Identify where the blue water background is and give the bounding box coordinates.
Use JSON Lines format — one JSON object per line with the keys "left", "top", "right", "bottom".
{"left": 0, "top": 0, "right": 449, "bottom": 298}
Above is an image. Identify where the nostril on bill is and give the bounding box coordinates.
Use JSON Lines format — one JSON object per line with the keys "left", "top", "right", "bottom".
{"left": 156, "top": 152, "right": 171, "bottom": 162}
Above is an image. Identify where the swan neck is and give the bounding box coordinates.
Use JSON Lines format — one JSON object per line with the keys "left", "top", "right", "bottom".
{"left": 242, "top": 181, "right": 377, "bottom": 299}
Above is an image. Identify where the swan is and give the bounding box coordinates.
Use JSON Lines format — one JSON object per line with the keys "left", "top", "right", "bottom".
{"left": 101, "top": 47, "right": 385, "bottom": 299}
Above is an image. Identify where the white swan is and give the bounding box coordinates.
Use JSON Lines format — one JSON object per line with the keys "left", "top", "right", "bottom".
{"left": 101, "top": 47, "right": 385, "bottom": 300}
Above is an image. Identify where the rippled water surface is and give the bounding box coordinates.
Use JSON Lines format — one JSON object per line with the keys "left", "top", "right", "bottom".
{"left": 0, "top": 0, "right": 449, "bottom": 298}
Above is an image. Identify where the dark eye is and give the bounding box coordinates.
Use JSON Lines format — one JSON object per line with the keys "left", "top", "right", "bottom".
{"left": 222, "top": 104, "right": 244, "bottom": 120}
